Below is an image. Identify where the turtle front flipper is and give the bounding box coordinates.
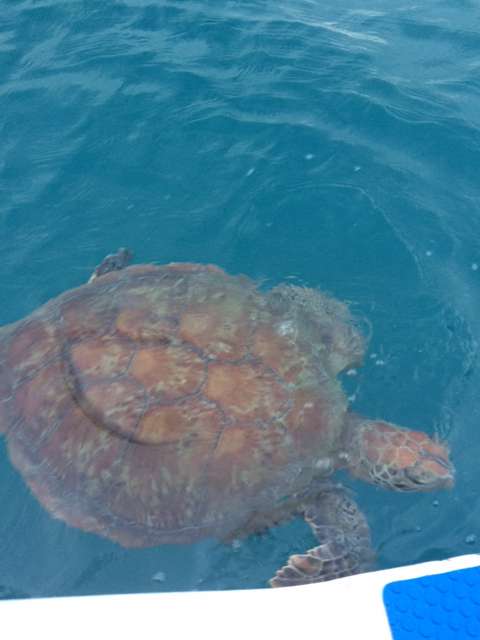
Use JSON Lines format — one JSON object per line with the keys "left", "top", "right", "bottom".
{"left": 269, "top": 488, "right": 374, "bottom": 587}
{"left": 88, "top": 248, "right": 133, "bottom": 282}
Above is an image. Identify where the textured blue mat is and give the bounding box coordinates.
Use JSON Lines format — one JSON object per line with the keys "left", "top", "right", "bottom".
{"left": 383, "top": 566, "right": 480, "bottom": 639}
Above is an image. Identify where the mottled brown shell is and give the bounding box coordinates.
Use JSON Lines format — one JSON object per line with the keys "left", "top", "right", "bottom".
{"left": 0, "top": 263, "right": 363, "bottom": 546}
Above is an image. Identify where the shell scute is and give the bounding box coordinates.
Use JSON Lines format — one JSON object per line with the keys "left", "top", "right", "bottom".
{"left": 205, "top": 362, "right": 289, "bottom": 423}
{"left": 207, "top": 422, "right": 292, "bottom": 495}
{"left": 137, "top": 397, "right": 222, "bottom": 446}
{"left": 69, "top": 337, "right": 132, "bottom": 379}
{"left": 116, "top": 307, "right": 177, "bottom": 342}
{"left": 14, "top": 361, "right": 67, "bottom": 426}
{"left": 7, "top": 316, "right": 59, "bottom": 379}
{"left": 77, "top": 378, "right": 147, "bottom": 440}
{"left": 130, "top": 345, "right": 206, "bottom": 400}
{"left": 251, "top": 323, "right": 308, "bottom": 382}
{"left": 104, "top": 427, "right": 219, "bottom": 544}
{"left": 60, "top": 291, "right": 118, "bottom": 341}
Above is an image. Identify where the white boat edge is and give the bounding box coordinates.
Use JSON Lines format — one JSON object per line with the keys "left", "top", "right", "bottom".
{"left": 1, "top": 554, "right": 479, "bottom": 640}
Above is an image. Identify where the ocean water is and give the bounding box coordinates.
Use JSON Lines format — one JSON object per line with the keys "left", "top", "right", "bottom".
{"left": 1, "top": 0, "right": 480, "bottom": 597}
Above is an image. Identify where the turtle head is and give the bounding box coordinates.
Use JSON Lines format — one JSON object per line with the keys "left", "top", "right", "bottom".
{"left": 342, "top": 415, "right": 454, "bottom": 492}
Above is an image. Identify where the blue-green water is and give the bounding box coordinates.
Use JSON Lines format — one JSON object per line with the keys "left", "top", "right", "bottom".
{"left": 1, "top": 0, "right": 480, "bottom": 597}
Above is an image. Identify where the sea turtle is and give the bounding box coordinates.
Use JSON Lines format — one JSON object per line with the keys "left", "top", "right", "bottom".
{"left": 0, "top": 250, "right": 454, "bottom": 587}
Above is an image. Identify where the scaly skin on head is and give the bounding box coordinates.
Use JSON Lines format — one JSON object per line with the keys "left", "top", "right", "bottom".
{"left": 342, "top": 414, "right": 454, "bottom": 492}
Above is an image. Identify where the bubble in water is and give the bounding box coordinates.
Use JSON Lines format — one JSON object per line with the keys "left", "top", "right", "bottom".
{"left": 465, "top": 534, "right": 477, "bottom": 545}
{"left": 152, "top": 571, "right": 167, "bottom": 582}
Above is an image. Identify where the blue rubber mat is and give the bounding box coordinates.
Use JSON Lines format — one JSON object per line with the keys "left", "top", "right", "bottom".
{"left": 383, "top": 565, "right": 480, "bottom": 639}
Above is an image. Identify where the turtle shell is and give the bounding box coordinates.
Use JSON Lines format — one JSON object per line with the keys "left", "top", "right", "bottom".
{"left": 0, "top": 263, "right": 364, "bottom": 546}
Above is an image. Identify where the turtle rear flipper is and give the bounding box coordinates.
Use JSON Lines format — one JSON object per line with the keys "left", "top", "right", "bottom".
{"left": 269, "top": 488, "right": 374, "bottom": 587}
{"left": 88, "top": 248, "right": 133, "bottom": 282}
